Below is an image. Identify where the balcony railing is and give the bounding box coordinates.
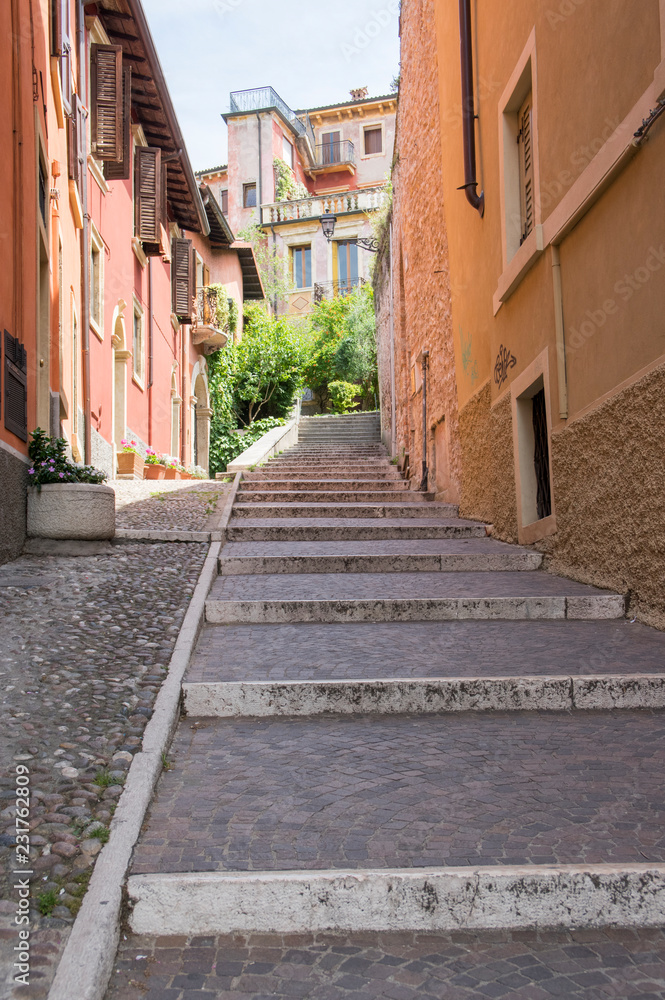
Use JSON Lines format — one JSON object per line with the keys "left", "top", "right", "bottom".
{"left": 229, "top": 88, "right": 307, "bottom": 137}
{"left": 192, "top": 286, "right": 230, "bottom": 350}
{"left": 261, "top": 184, "right": 388, "bottom": 225}
{"left": 313, "top": 140, "right": 355, "bottom": 169}
{"left": 314, "top": 278, "right": 366, "bottom": 302}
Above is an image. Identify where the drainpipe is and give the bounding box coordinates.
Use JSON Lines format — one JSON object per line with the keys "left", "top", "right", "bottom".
{"left": 148, "top": 257, "right": 154, "bottom": 445}
{"left": 77, "top": 0, "right": 92, "bottom": 463}
{"left": 11, "top": 0, "right": 23, "bottom": 348}
{"left": 255, "top": 112, "right": 263, "bottom": 217}
{"left": 419, "top": 350, "right": 429, "bottom": 492}
{"left": 551, "top": 245, "right": 568, "bottom": 420}
{"left": 458, "top": 0, "right": 484, "bottom": 216}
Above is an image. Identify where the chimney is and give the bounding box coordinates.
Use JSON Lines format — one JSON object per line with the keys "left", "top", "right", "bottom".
{"left": 350, "top": 87, "right": 369, "bottom": 101}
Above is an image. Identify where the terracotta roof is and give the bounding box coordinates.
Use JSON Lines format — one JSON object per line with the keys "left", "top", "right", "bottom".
{"left": 297, "top": 93, "right": 397, "bottom": 115}
{"left": 196, "top": 165, "right": 228, "bottom": 177}
{"left": 231, "top": 242, "right": 265, "bottom": 300}
{"left": 199, "top": 184, "right": 234, "bottom": 247}
{"left": 97, "top": 0, "right": 209, "bottom": 235}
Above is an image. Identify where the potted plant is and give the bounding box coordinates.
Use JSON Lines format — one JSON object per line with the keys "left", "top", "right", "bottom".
{"left": 27, "top": 429, "right": 115, "bottom": 540}
{"left": 144, "top": 449, "right": 166, "bottom": 480}
{"left": 164, "top": 457, "right": 181, "bottom": 480}
{"left": 190, "top": 465, "right": 208, "bottom": 480}
{"left": 179, "top": 465, "right": 192, "bottom": 480}
{"left": 117, "top": 440, "right": 144, "bottom": 479}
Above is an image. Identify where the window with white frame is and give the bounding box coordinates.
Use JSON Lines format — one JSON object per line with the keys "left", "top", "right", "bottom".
{"left": 90, "top": 225, "right": 104, "bottom": 337}
{"left": 282, "top": 136, "right": 294, "bottom": 169}
{"left": 292, "top": 245, "right": 312, "bottom": 289}
{"left": 501, "top": 56, "right": 536, "bottom": 263}
{"left": 132, "top": 297, "right": 144, "bottom": 386}
{"left": 363, "top": 125, "right": 383, "bottom": 156}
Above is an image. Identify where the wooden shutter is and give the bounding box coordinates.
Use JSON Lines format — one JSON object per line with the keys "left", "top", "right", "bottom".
{"left": 135, "top": 146, "right": 162, "bottom": 246}
{"left": 172, "top": 237, "right": 193, "bottom": 322}
{"left": 51, "top": 0, "right": 62, "bottom": 55}
{"left": 67, "top": 93, "right": 78, "bottom": 180}
{"left": 364, "top": 127, "right": 382, "bottom": 155}
{"left": 202, "top": 263, "right": 210, "bottom": 288}
{"left": 518, "top": 93, "right": 534, "bottom": 245}
{"left": 91, "top": 44, "right": 123, "bottom": 161}
{"left": 104, "top": 65, "right": 131, "bottom": 180}
{"left": 4, "top": 331, "right": 28, "bottom": 442}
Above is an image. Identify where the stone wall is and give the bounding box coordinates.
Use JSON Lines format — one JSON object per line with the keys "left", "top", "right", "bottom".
{"left": 0, "top": 447, "right": 27, "bottom": 565}
{"left": 374, "top": 220, "right": 393, "bottom": 452}
{"left": 547, "top": 362, "right": 665, "bottom": 629}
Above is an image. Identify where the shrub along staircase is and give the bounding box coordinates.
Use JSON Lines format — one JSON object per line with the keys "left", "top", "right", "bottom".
{"left": 113, "top": 412, "right": 665, "bottom": 997}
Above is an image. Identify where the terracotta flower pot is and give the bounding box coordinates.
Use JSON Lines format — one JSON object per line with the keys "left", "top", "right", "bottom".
{"left": 117, "top": 451, "right": 145, "bottom": 479}
{"left": 164, "top": 467, "right": 179, "bottom": 480}
{"left": 145, "top": 463, "right": 166, "bottom": 480}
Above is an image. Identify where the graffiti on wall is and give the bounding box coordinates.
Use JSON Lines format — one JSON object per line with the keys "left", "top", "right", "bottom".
{"left": 460, "top": 328, "right": 479, "bottom": 384}
{"left": 494, "top": 345, "right": 516, "bottom": 388}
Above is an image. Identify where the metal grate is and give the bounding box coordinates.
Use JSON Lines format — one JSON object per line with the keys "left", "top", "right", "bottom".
{"left": 532, "top": 388, "right": 551, "bottom": 521}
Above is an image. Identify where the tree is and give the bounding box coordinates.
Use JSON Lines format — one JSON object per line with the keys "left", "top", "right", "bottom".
{"left": 236, "top": 218, "right": 293, "bottom": 306}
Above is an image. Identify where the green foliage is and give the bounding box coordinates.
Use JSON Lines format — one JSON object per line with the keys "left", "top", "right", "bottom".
{"left": 90, "top": 824, "right": 110, "bottom": 844}
{"left": 93, "top": 769, "right": 119, "bottom": 788}
{"left": 273, "top": 157, "right": 309, "bottom": 202}
{"left": 28, "top": 429, "right": 106, "bottom": 489}
{"left": 328, "top": 380, "right": 360, "bottom": 414}
{"left": 209, "top": 417, "right": 286, "bottom": 477}
{"left": 228, "top": 297, "right": 239, "bottom": 337}
{"left": 37, "top": 889, "right": 58, "bottom": 916}
{"left": 236, "top": 218, "right": 293, "bottom": 304}
{"left": 209, "top": 283, "right": 230, "bottom": 331}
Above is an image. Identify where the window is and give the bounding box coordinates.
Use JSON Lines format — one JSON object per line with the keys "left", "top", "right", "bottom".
{"left": 171, "top": 237, "right": 194, "bottom": 322}
{"left": 51, "top": 0, "right": 72, "bottom": 111}
{"left": 531, "top": 388, "right": 551, "bottom": 520}
{"left": 90, "top": 226, "right": 104, "bottom": 336}
{"left": 363, "top": 126, "right": 383, "bottom": 156}
{"left": 282, "top": 137, "right": 294, "bottom": 169}
{"left": 4, "top": 331, "right": 28, "bottom": 442}
{"left": 517, "top": 92, "right": 534, "bottom": 245}
{"left": 38, "top": 158, "right": 47, "bottom": 225}
{"left": 243, "top": 183, "right": 257, "bottom": 208}
{"left": 134, "top": 146, "right": 163, "bottom": 252}
{"left": 337, "top": 240, "right": 359, "bottom": 293}
{"left": 132, "top": 299, "right": 144, "bottom": 386}
{"left": 321, "top": 131, "right": 341, "bottom": 165}
{"left": 293, "top": 245, "right": 312, "bottom": 289}
{"left": 220, "top": 189, "right": 228, "bottom": 215}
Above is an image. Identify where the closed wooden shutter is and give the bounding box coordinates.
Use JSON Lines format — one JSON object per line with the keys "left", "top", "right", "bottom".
{"left": 91, "top": 44, "right": 123, "bottom": 161}
{"left": 172, "top": 237, "right": 193, "bottom": 322}
{"left": 67, "top": 93, "right": 78, "bottom": 180}
{"left": 364, "top": 127, "right": 382, "bottom": 155}
{"left": 135, "top": 146, "right": 162, "bottom": 245}
{"left": 51, "top": 0, "right": 62, "bottom": 55}
{"left": 518, "top": 93, "right": 534, "bottom": 245}
{"left": 104, "top": 65, "right": 131, "bottom": 180}
{"left": 4, "top": 331, "right": 28, "bottom": 442}
{"left": 202, "top": 263, "right": 210, "bottom": 288}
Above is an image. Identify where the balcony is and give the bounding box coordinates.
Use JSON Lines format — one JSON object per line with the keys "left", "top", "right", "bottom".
{"left": 314, "top": 278, "right": 366, "bottom": 302}
{"left": 192, "top": 286, "right": 230, "bottom": 352}
{"left": 306, "top": 140, "right": 356, "bottom": 178}
{"left": 229, "top": 88, "right": 307, "bottom": 137}
{"left": 261, "top": 184, "right": 388, "bottom": 226}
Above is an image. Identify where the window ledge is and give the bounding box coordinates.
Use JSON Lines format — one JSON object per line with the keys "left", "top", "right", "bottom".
{"left": 518, "top": 512, "right": 557, "bottom": 546}
{"left": 493, "top": 225, "right": 544, "bottom": 315}
{"left": 132, "top": 237, "right": 147, "bottom": 269}
{"left": 132, "top": 374, "right": 145, "bottom": 392}
{"left": 90, "top": 320, "right": 104, "bottom": 343}
{"left": 69, "top": 180, "right": 83, "bottom": 230}
{"left": 88, "top": 156, "right": 109, "bottom": 195}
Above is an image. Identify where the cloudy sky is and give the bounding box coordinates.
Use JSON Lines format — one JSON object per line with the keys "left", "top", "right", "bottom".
{"left": 141, "top": 0, "right": 401, "bottom": 171}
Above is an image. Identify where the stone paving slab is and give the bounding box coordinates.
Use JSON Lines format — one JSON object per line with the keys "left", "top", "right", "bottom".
{"left": 105, "top": 928, "right": 665, "bottom": 1000}
{"left": 131, "top": 711, "right": 665, "bottom": 875}
{"left": 226, "top": 518, "right": 487, "bottom": 542}
{"left": 238, "top": 480, "right": 410, "bottom": 491}
{"left": 237, "top": 491, "right": 425, "bottom": 504}
{"left": 244, "top": 470, "right": 403, "bottom": 480}
{"left": 231, "top": 502, "right": 459, "bottom": 519}
{"left": 187, "top": 619, "right": 665, "bottom": 682}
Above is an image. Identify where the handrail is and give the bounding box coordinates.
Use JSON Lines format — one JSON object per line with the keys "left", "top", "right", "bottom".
{"left": 458, "top": 0, "right": 484, "bottom": 216}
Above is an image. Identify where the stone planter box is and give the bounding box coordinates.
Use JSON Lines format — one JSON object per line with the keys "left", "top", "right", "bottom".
{"left": 27, "top": 484, "right": 115, "bottom": 540}
{"left": 145, "top": 464, "right": 166, "bottom": 480}
{"left": 117, "top": 452, "right": 145, "bottom": 479}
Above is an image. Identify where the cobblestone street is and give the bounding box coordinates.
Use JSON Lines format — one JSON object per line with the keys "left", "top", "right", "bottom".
{"left": 0, "top": 480, "right": 228, "bottom": 998}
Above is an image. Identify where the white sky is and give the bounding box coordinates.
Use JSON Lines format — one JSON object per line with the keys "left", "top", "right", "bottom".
{"left": 141, "top": 0, "right": 401, "bottom": 171}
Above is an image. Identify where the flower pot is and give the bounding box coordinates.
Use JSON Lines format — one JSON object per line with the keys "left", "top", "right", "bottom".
{"left": 145, "top": 463, "right": 166, "bottom": 480}
{"left": 27, "top": 484, "right": 115, "bottom": 540}
{"left": 164, "top": 467, "right": 179, "bottom": 480}
{"left": 117, "top": 451, "right": 145, "bottom": 479}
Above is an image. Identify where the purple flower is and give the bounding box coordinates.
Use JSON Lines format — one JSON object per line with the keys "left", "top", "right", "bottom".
{"left": 59, "top": 472, "right": 64, "bottom": 479}
{"left": 28, "top": 469, "right": 35, "bottom": 475}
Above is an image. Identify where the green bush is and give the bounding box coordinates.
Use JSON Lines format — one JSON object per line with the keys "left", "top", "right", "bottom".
{"left": 328, "top": 380, "right": 360, "bottom": 414}
{"left": 28, "top": 429, "right": 106, "bottom": 490}
{"left": 209, "top": 416, "right": 286, "bottom": 477}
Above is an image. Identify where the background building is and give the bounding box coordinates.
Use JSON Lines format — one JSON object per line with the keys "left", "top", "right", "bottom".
{"left": 376, "top": 0, "right": 665, "bottom": 627}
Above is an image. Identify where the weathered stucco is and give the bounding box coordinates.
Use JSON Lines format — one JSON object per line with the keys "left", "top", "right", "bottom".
{"left": 458, "top": 383, "right": 518, "bottom": 542}
{"left": 0, "top": 448, "right": 27, "bottom": 564}
{"left": 547, "top": 362, "right": 665, "bottom": 629}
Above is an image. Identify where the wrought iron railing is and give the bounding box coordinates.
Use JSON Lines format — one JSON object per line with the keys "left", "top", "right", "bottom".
{"left": 261, "top": 185, "right": 388, "bottom": 225}
{"left": 314, "top": 278, "right": 366, "bottom": 302}
{"left": 314, "top": 140, "right": 355, "bottom": 168}
{"left": 229, "top": 88, "right": 306, "bottom": 137}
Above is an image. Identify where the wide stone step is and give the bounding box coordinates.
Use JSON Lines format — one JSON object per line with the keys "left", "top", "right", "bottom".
{"left": 231, "top": 502, "right": 459, "bottom": 519}
{"left": 244, "top": 470, "right": 403, "bottom": 480}
{"left": 226, "top": 517, "right": 487, "bottom": 541}
{"left": 238, "top": 479, "right": 410, "bottom": 492}
{"left": 107, "top": 927, "right": 665, "bottom": 999}
{"left": 219, "top": 537, "right": 542, "bottom": 574}
{"left": 236, "top": 490, "right": 425, "bottom": 504}
{"left": 206, "top": 571, "right": 625, "bottom": 624}
{"left": 127, "top": 711, "right": 665, "bottom": 932}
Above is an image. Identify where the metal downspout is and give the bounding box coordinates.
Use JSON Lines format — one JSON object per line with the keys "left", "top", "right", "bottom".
{"left": 551, "top": 246, "right": 568, "bottom": 420}
{"left": 256, "top": 112, "right": 263, "bottom": 217}
{"left": 77, "top": 0, "right": 92, "bottom": 463}
{"left": 148, "top": 258, "right": 153, "bottom": 445}
{"left": 458, "top": 0, "right": 484, "bottom": 216}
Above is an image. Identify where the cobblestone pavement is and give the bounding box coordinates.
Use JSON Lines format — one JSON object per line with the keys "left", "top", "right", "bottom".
{"left": 0, "top": 539, "right": 208, "bottom": 998}
{"left": 132, "top": 711, "right": 665, "bottom": 874}
{"left": 210, "top": 571, "right": 612, "bottom": 600}
{"left": 114, "top": 480, "right": 230, "bottom": 533}
{"left": 187, "top": 619, "right": 665, "bottom": 682}
{"left": 106, "top": 928, "right": 665, "bottom": 999}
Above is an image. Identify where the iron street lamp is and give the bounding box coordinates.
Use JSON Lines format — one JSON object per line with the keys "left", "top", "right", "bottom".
{"left": 319, "top": 213, "right": 379, "bottom": 253}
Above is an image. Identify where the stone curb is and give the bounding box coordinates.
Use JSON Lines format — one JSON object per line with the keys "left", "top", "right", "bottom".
{"left": 127, "top": 864, "right": 665, "bottom": 935}
{"left": 205, "top": 594, "right": 626, "bottom": 625}
{"left": 46, "top": 471, "right": 244, "bottom": 1000}
{"left": 181, "top": 673, "right": 665, "bottom": 717}
{"left": 219, "top": 551, "right": 543, "bottom": 575}
{"left": 226, "top": 523, "right": 489, "bottom": 542}
{"left": 231, "top": 503, "right": 460, "bottom": 519}
{"left": 114, "top": 528, "right": 211, "bottom": 543}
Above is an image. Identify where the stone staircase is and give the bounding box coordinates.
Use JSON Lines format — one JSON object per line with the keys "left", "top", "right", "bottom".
{"left": 111, "top": 414, "right": 665, "bottom": 997}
